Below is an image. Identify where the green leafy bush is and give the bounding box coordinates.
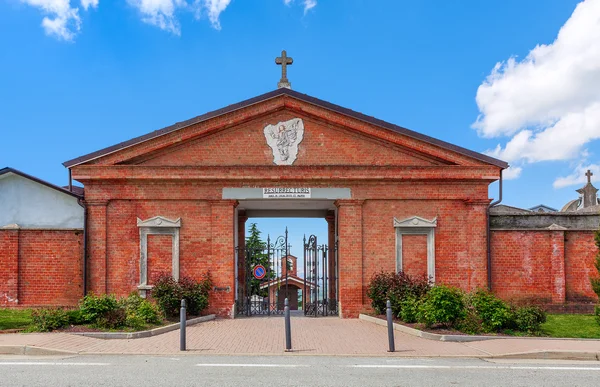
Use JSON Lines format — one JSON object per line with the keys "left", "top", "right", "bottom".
{"left": 595, "top": 305, "right": 600, "bottom": 326}
{"left": 417, "top": 285, "right": 465, "bottom": 328}
{"left": 469, "top": 290, "right": 513, "bottom": 332}
{"left": 66, "top": 309, "right": 85, "bottom": 325}
{"left": 79, "top": 293, "right": 120, "bottom": 324}
{"left": 30, "top": 308, "right": 70, "bottom": 332}
{"left": 151, "top": 273, "right": 212, "bottom": 317}
{"left": 120, "top": 293, "right": 162, "bottom": 327}
{"left": 512, "top": 305, "right": 547, "bottom": 333}
{"left": 96, "top": 308, "right": 126, "bottom": 329}
{"left": 366, "top": 271, "right": 431, "bottom": 316}
{"left": 457, "top": 304, "right": 483, "bottom": 335}
{"left": 399, "top": 295, "right": 421, "bottom": 323}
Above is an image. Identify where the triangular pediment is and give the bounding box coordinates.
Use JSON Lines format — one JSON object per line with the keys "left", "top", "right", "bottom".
{"left": 64, "top": 89, "right": 507, "bottom": 170}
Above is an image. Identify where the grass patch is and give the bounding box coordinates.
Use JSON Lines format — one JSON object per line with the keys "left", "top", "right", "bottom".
{"left": 0, "top": 309, "right": 33, "bottom": 330}
{"left": 541, "top": 314, "right": 600, "bottom": 339}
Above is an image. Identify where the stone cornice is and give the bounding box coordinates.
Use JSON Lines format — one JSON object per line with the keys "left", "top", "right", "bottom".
{"left": 137, "top": 216, "right": 181, "bottom": 228}
{"left": 72, "top": 165, "right": 500, "bottom": 182}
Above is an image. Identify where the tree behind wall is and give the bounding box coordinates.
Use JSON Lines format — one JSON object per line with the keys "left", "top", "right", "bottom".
{"left": 246, "top": 223, "right": 271, "bottom": 297}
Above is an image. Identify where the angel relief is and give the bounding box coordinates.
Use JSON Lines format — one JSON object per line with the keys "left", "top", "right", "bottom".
{"left": 263, "top": 118, "right": 305, "bottom": 165}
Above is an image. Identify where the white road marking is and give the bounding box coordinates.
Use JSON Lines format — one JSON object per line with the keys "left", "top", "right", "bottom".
{"left": 348, "top": 365, "right": 600, "bottom": 371}
{"left": 0, "top": 362, "right": 109, "bottom": 366}
{"left": 196, "top": 364, "right": 308, "bottom": 368}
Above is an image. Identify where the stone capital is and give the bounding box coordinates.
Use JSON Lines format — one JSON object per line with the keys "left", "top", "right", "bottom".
{"left": 85, "top": 199, "right": 109, "bottom": 207}
{"left": 334, "top": 199, "right": 365, "bottom": 208}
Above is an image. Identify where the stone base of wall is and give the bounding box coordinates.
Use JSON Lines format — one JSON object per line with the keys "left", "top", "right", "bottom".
{"left": 544, "top": 303, "right": 596, "bottom": 314}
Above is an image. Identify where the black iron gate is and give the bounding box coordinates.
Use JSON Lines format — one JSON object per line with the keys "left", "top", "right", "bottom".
{"left": 235, "top": 229, "right": 338, "bottom": 317}
{"left": 235, "top": 229, "right": 290, "bottom": 316}
{"left": 303, "top": 234, "right": 338, "bottom": 317}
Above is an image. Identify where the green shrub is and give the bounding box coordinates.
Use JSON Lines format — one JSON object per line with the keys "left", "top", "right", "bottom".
{"left": 417, "top": 285, "right": 465, "bottom": 328}
{"left": 136, "top": 299, "right": 162, "bottom": 324}
{"left": 456, "top": 304, "right": 483, "bottom": 335}
{"left": 469, "top": 290, "right": 512, "bottom": 332}
{"left": 367, "top": 271, "right": 431, "bottom": 316}
{"left": 399, "top": 295, "right": 421, "bottom": 323}
{"left": 120, "top": 292, "right": 144, "bottom": 312}
{"left": 595, "top": 305, "right": 600, "bottom": 326}
{"left": 79, "top": 293, "right": 120, "bottom": 324}
{"left": 66, "top": 309, "right": 85, "bottom": 325}
{"left": 96, "top": 308, "right": 126, "bottom": 329}
{"left": 30, "top": 308, "right": 70, "bottom": 332}
{"left": 120, "top": 293, "right": 163, "bottom": 326}
{"left": 151, "top": 273, "right": 212, "bottom": 317}
{"left": 512, "top": 305, "right": 547, "bottom": 333}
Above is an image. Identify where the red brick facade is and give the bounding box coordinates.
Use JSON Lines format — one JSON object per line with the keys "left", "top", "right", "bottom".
{"left": 3, "top": 91, "right": 597, "bottom": 315}
{"left": 0, "top": 228, "right": 83, "bottom": 307}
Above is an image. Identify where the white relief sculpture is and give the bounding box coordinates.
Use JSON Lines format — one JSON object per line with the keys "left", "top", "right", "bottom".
{"left": 264, "top": 118, "right": 304, "bottom": 165}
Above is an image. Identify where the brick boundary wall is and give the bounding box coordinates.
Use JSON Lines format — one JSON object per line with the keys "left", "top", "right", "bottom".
{"left": 0, "top": 228, "right": 83, "bottom": 307}
{"left": 490, "top": 229, "right": 598, "bottom": 313}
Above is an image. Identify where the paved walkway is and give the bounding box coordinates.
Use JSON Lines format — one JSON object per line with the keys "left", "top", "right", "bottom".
{"left": 1, "top": 316, "right": 599, "bottom": 358}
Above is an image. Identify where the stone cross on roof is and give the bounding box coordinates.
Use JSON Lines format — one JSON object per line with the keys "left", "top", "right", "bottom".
{"left": 275, "top": 50, "right": 293, "bottom": 89}
{"left": 577, "top": 169, "right": 598, "bottom": 208}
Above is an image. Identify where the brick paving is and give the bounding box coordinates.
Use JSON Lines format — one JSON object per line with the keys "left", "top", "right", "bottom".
{"left": 0, "top": 316, "right": 599, "bottom": 357}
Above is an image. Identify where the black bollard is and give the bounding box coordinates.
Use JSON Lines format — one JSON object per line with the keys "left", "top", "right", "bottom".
{"left": 180, "top": 299, "right": 186, "bottom": 351}
{"left": 386, "top": 299, "right": 395, "bottom": 352}
{"left": 284, "top": 298, "right": 292, "bottom": 351}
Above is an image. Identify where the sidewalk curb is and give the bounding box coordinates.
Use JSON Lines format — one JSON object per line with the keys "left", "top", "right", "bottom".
{"left": 359, "top": 314, "right": 600, "bottom": 343}
{"left": 69, "top": 314, "right": 216, "bottom": 340}
{"left": 359, "top": 314, "right": 497, "bottom": 342}
{"left": 0, "top": 345, "right": 77, "bottom": 356}
{"left": 491, "top": 351, "right": 600, "bottom": 361}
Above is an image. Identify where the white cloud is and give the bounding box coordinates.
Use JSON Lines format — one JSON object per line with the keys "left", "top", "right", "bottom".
{"left": 198, "top": 0, "right": 231, "bottom": 30}
{"left": 473, "top": 0, "right": 600, "bottom": 178}
{"left": 80, "top": 0, "right": 98, "bottom": 10}
{"left": 19, "top": 0, "right": 82, "bottom": 41}
{"left": 283, "top": 0, "right": 317, "bottom": 14}
{"left": 502, "top": 166, "right": 522, "bottom": 180}
{"left": 127, "top": 0, "right": 188, "bottom": 35}
{"left": 303, "top": 0, "right": 316, "bottom": 13}
{"left": 554, "top": 164, "right": 600, "bottom": 188}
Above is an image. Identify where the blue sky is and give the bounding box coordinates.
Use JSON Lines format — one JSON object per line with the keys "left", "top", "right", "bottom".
{"left": 1, "top": 0, "right": 599, "bottom": 219}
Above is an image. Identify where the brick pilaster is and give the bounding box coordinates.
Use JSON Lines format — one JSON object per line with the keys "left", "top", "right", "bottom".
{"left": 0, "top": 226, "right": 20, "bottom": 305}
{"left": 210, "top": 200, "right": 237, "bottom": 317}
{"left": 86, "top": 200, "right": 108, "bottom": 295}
{"left": 335, "top": 200, "right": 364, "bottom": 318}
{"left": 325, "top": 211, "right": 336, "bottom": 300}
{"left": 550, "top": 230, "right": 566, "bottom": 303}
{"left": 237, "top": 211, "right": 248, "bottom": 301}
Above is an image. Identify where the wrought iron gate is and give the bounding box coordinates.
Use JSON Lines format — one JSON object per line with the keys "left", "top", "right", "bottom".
{"left": 235, "top": 229, "right": 338, "bottom": 317}
{"left": 304, "top": 234, "right": 338, "bottom": 317}
{"left": 235, "top": 229, "right": 290, "bottom": 316}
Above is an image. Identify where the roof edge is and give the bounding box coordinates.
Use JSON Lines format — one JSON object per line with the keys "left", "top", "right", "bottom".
{"left": 0, "top": 167, "right": 82, "bottom": 198}
{"left": 63, "top": 88, "right": 509, "bottom": 169}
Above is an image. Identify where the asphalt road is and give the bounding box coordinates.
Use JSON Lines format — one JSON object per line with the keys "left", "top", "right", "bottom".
{"left": 1, "top": 355, "right": 600, "bottom": 386}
